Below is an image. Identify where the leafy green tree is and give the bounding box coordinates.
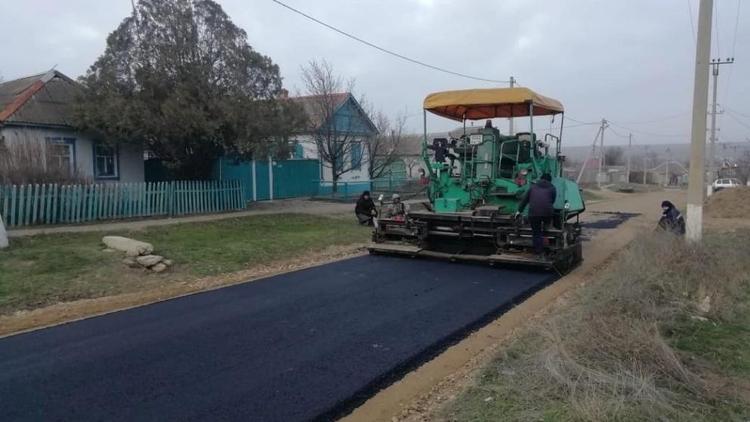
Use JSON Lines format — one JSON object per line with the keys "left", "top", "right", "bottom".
{"left": 76, "top": 0, "right": 304, "bottom": 179}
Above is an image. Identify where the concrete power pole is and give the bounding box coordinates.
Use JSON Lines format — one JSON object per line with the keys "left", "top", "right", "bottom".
{"left": 627, "top": 133, "right": 632, "bottom": 183}
{"left": 708, "top": 58, "right": 734, "bottom": 192}
{"left": 508, "top": 76, "right": 516, "bottom": 135}
{"left": 686, "top": 0, "right": 714, "bottom": 242}
{"left": 597, "top": 118, "right": 608, "bottom": 188}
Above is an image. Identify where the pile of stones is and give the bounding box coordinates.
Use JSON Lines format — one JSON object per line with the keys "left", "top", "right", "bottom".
{"left": 102, "top": 236, "right": 173, "bottom": 273}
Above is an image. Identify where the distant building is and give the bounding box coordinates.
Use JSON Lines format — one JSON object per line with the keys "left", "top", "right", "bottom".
{"left": 376, "top": 134, "right": 427, "bottom": 179}
{"left": 0, "top": 70, "right": 144, "bottom": 183}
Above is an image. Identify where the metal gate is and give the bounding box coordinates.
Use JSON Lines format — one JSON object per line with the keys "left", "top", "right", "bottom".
{"left": 214, "top": 157, "right": 320, "bottom": 202}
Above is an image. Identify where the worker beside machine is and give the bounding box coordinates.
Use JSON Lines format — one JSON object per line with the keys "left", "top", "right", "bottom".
{"left": 385, "top": 194, "right": 408, "bottom": 220}
{"left": 355, "top": 191, "right": 377, "bottom": 226}
{"left": 514, "top": 168, "right": 529, "bottom": 186}
{"left": 515, "top": 173, "right": 557, "bottom": 257}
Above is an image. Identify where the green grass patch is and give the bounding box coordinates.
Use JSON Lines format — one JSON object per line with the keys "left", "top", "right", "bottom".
{"left": 0, "top": 214, "right": 369, "bottom": 314}
{"left": 669, "top": 289, "right": 750, "bottom": 377}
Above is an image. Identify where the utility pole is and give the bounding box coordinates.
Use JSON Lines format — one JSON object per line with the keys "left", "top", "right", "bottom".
{"left": 576, "top": 125, "right": 603, "bottom": 184}
{"left": 597, "top": 118, "right": 608, "bottom": 188}
{"left": 627, "top": 133, "right": 632, "bottom": 183}
{"left": 643, "top": 155, "right": 647, "bottom": 184}
{"left": 686, "top": 0, "right": 713, "bottom": 242}
{"left": 508, "top": 76, "right": 516, "bottom": 135}
{"left": 708, "top": 58, "right": 733, "bottom": 191}
{"left": 665, "top": 160, "right": 670, "bottom": 187}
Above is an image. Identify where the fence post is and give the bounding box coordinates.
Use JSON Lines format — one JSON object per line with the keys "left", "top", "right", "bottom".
{"left": 1, "top": 186, "right": 7, "bottom": 226}
{"left": 168, "top": 181, "right": 175, "bottom": 217}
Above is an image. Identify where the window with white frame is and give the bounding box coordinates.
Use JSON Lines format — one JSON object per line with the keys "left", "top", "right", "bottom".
{"left": 45, "top": 137, "right": 74, "bottom": 174}
{"left": 95, "top": 143, "right": 118, "bottom": 178}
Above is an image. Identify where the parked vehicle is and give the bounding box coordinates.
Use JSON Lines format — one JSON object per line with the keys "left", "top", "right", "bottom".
{"left": 712, "top": 178, "right": 742, "bottom": 192}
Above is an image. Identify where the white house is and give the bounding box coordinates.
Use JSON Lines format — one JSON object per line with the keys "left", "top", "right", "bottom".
{"left": 0, "top": 70, "right": 144, "bottom": 183}
{"left": 289, "top": 93, "right": 378, "bottom": 191}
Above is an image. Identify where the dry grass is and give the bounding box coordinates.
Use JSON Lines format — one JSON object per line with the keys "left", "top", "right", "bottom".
{"left": 0, "top": 139, "right": 88, "bottom": 185}
{"left": 705, "top": 187, "right": 750, "bottom": 219}
{"left": 441, "top": 230, "right": 750, "bottom": 421}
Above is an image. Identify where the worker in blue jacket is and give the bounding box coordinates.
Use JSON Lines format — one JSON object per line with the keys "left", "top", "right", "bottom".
{"left": 516, "top": 173, "right": 557, "bottom": 256}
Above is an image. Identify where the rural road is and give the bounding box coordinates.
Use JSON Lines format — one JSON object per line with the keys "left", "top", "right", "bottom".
{"left": 0, "top": 255, "right": 556, "bottom": 421}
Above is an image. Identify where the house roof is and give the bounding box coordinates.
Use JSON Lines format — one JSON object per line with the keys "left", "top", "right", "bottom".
{"left": 0, "top": 70, "right": 81, "bottom": 127}
{"left": 291, "top": 92, "right": 378, "bottom": 135}
{"left": 291, "top": 92, "right": 350, "bottom": 128}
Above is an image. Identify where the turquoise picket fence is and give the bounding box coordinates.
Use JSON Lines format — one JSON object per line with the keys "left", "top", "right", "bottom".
{"left": 0, "top": 180, "right": 245, "bottom": 228}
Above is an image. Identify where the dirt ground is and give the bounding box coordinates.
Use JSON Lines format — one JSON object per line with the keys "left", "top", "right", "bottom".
{"left": 342, "top": 188, "right": 686, "bottom": 422}
{"left": 705, "top": 187, "right": 750, "bottom": 219}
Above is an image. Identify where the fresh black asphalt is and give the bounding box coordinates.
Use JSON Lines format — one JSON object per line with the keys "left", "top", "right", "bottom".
{"left": 0, "top": 255, "right": 556, "bottom": 422}
{"left": 581, "top": 212, "right": 640, "bottom": 230}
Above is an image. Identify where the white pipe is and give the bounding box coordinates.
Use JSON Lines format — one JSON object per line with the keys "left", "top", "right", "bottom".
{"left": 268, "top": 155, "right": 274, "bottom": 201}
{"left": 0, "top": 216, "right": 8, "bottom": 249}
{"left": 252, "top": 160, "right": 257, "bottom": 202}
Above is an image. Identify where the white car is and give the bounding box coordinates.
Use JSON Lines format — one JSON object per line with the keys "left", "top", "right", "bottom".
{"left": 712, "top": 178, "right": 742, "bottom": 192}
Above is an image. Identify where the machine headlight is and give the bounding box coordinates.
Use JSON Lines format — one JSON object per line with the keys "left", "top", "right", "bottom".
{"left": 564, "top": 202, "right": 571, "bottom": 210}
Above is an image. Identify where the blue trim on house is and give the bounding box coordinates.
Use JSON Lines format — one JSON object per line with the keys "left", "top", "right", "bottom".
{"left": 92, "top": 141, "right": 121, "bottom": 181}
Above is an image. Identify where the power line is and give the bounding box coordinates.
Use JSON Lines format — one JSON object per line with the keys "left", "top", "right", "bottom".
{"left": 725, "top": 110, "right": 750, "bottom": 130}
{"left": 730, "top": 0, "right": 742, "bottom": 57}
{"left": 687, "top": 0, "right": 697, "bottom": 42}
{"left": 725, "top": 106, "right": 750, "bottom": 118}
{"left": 614, "top": 111, "right": 690, "bottom": 125}
{"left": 713, "top": 0, "right": 721, "bottom": 58}
{"left": 564, "top": 122, "right": 601, "bottom": 129}
{"left": 564, "top": 116, "right": 598, "bottom": 125}
{"left": 271, "top": 0, "right": 511, "bottom": 84}
{"left": 722, "top": 0, "right": 742, "bottom": 103}
{"left": 608, "top": 121, "right": 688, "bottom": 138}
{"left": 607, "top": 125, "right": 631, "bottom": 138}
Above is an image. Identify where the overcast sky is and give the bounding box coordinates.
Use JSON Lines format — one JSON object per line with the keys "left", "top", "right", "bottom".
{"left": 1, "top": 0, "right": 748, "bottom": 147}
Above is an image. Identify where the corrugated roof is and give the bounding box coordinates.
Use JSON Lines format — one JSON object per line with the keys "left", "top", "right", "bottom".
{"left": 0, "top": 70, "right": 81, "bottom": 127}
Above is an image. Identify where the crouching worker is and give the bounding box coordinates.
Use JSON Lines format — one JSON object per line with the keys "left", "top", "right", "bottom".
{"left": 355, "top": 191, "right": 377, "bottom": 226}
{"left": 516, "top": 173, "right": 557, "bottom": 256}
{"left": 657, "top": 200, "right": 685, "bottom": 235}
{"left": 385, "top": 193, "right": 407, "bottom": 221}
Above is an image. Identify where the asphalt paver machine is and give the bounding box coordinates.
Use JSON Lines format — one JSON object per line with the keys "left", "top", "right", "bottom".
{"left": 369, "top": 88, "right": 585, "bottom": 273}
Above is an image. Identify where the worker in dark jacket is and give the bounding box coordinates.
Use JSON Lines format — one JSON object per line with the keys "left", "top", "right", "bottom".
{"left": 516, "top": 173, "right": 557, "bottom": 256}
{"left": 658, "top": 200, "right": 685, "bottom": 235}
{"left": 355, "top": 191, "right": 377, "bottom": 225}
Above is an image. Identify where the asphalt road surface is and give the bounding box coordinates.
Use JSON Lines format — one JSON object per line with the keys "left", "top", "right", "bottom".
{"left": 0, "top": 255, "right": 556, "bottom": 421}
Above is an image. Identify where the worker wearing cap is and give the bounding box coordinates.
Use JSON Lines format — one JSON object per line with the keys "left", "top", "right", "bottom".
{"left": 516, "top": 173, "right": 557, "bottom": 256}
{"left": 385, "top": 193, "right": 407, "bottom": 220}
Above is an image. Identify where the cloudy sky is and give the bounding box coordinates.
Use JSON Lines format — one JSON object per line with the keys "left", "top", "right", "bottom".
{"left": 1, "top": 0, "right": 748, "bottom": 147}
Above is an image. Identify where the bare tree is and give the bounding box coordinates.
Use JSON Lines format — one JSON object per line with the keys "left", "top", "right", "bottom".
{"left": 301, "top": 59, "right": 373, "bottom": 192}
{"left": 405, "top": 156, "right": 422, "bottom": 178}
{"left": 364, "top": 107, "right": 407, "bottom": 180}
